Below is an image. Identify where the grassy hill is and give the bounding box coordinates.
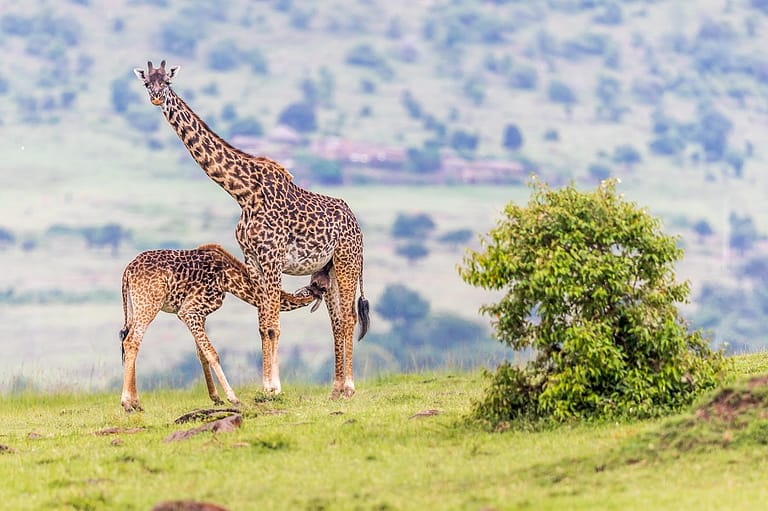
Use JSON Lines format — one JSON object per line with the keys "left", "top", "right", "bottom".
{"left": 3, "top": 354, "right": 768, "bottom": 510}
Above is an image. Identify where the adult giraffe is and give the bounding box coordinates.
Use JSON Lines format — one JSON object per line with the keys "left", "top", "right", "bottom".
{"left": 134, "top": 60, "right": 369, "bottom": 398}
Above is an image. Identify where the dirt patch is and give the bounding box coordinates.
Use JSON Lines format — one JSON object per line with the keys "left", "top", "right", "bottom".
{"left": 693, "top": 374, "right": 768, "bottom": 426}
{"left": 151, "top": 500, "right": 229, "bottom": 511}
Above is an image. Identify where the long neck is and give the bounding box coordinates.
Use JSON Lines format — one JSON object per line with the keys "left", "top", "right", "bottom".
{"left": 222, "top": 265, "right": 261, "bottom": 307}
{"left": 162, "top": 90, "right": 255, "bottom": 204}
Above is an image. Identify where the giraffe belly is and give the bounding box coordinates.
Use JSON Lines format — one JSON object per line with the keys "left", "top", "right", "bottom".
{"left": 282, "top": 243, "right": 333, "bottom": 276}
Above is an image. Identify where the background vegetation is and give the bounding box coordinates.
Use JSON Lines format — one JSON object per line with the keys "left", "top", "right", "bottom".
{"left": 2, "top": 0, "right": 768, "bottom": 392}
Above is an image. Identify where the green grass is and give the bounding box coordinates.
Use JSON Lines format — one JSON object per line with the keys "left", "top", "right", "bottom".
{"left": 3, "top": 363, "right": 768, "bottom": 511}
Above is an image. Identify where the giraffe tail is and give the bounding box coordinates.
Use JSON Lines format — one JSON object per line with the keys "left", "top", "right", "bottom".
{"left": 119, "top": 268, "right": 132, "bottom": 365}
{"left": 356, "top": 264, "right": 369, "bottom": 342}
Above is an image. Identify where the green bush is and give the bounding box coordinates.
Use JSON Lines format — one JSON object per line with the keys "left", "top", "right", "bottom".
{"left": 460, "top": 178, "right": 728, "bottom": 425}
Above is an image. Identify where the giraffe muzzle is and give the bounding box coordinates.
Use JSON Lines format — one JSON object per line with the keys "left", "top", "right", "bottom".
{"left": 151, "top": 97, "right": 163, "bottom": 106}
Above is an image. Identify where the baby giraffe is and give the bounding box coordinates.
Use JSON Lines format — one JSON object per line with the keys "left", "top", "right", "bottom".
{"left": 119, "top": 243, "right": 330, "bottom": 412}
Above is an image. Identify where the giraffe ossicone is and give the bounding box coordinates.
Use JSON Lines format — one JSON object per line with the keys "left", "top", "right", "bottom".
{"left": 135, "top": 60, "right": 370, "bottom": 399}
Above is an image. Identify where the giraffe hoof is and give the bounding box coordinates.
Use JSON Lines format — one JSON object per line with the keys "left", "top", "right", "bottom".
{"left": 343, "top": 387, "right": 356, "bottom": 399}
{"left": 122, "top": 402, "right": 143, "bottom": 413}
{"left": 329, "top": 389, "right": 342, "bottom": 400}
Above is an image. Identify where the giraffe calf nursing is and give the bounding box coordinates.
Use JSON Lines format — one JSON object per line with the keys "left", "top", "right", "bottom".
{"left": 119, "top": 243, "right": 328, "bottom": 412}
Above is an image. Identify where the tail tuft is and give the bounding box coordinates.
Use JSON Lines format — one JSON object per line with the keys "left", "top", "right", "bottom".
{"left": 119, "top": 327, "right": 129, "bottom": 364}
{"left": 357, "top": 296, "right": 370, "bottom": 342}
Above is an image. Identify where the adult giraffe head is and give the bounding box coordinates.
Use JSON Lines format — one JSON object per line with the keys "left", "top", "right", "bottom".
{"left": 133, "top": 60, "right": 179, "bottom": 106}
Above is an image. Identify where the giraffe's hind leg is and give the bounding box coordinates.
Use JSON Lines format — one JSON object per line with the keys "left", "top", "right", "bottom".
{"left": 178, "top": 306, "right": 240, "bottom": 406}
{"left": 121, "top": 322, "right": 149, "bottom": 412}
{"left": 195, "top": 343, "right": 224, "bottom": 405}
{"left": 325, "top": 264, "right": 359, "bottom": 399}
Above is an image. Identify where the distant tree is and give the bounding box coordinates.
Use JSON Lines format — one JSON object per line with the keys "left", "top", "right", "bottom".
{"left": 277, "top": 102, "right": 317, "bottom": 133}
{"left": 400, "top": 90, "right": 422, "bottom": 119}
{"left": 543, "top": 128, "right": 559, "bottom": 142}
{"left": 207, "top": 40, "right": 241, "bottom": 71}
{"left": 508, "top": 64, "right": 538, "bottom": 90}
{"left": 221, "top": 103, "right": 237, "bottom": 122}
{"left": 125, "top": 108, "right": 160, "bottom": 133}
{"left": 753, "top": 0, "right": 768, "bottom": 14}
{"left": 695, "top": 106, "right": 733, "bottom": 161}
{"left": 0, "top": 75, "right": 9, "bottom": 95}
{"left": 462, "top": 78, "right": 485, "bottom": 106}
{"left": 305, "top": 157, "right": 343, "bottom": 185}
{"left": 160, "top": 22, "right": 201, "bottom": 57}
{"left": 692, "top": 219, "right": 714, "bottom": 242}
{"left": 395, "top": 242, "right": 430, "bottom": 265}
{"left": 649, "top": 135, "right": 685, "bottom": 156}
{"left": 110, "top": 74, "right": 140, "bottom": 114}
{"left": 392, "top": 213, "right": 436, "bottom": 239}
{"left": 502, "top": 124, "right": 523, "bottom": 151}
{"left": 228, "top": 117, "right": 263, "bottom": 137}
{"left": 406, "top": 145, "right": 442, "bottom": 174}
{"left": 729, "top": 213, "right": 759, "bottom": 256}
{"left": 739, "top": 257, "right": 768, "bottom": 287}
{"left": 244, "top": 48, "right": 269, "bottom": 74}
{"left": 437, "top": 228, "right": 474, "bottom": 248}
{"left": 346, "top": 44, "right": 389, "bottom": 71}
{"left": 375, "top": 284, "right": 430, "bottom": 326}
{"left": 588, "top": 162, "right": 611, "bottom": 181}
{"left": 0, "top": 227, "right": 15, "bottom": 248}
{"left": 547, "top": 80, "right": 577, "bottom": 114}
{"left": 595, "top": 76, "right": 624, "bottom": 121}
{"left": 594, "top": 2, "right": 623, "bottom": 25}
{"left": 450, "top": 130, "right": 479, "bottom": 153}
{"left": 725, "top": 150, "right": 745, "bottom": 178}
{"left": 82, "top": 223, "right": 131, "bottom": 257}
{"left": 612, "top": 144, "right": 641, "bottom": 166}
{"left": 1, "top": 14, "right": 33, "bottom": 36}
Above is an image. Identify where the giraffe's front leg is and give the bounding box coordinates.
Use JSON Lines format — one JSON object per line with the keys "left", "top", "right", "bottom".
{"left": 179, "top": 308, "right": 240, "bottom": 406}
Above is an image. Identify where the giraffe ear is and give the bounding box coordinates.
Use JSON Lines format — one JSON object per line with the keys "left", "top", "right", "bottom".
{"left": 133, "top": 68, "right": 146, "bottom": 81}
{"left": 168, "top": 65, "right": 180, "bottom": 79}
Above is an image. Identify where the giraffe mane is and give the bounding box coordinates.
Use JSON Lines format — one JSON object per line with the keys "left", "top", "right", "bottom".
{"left": 172, "top": 94, "right": 294, "bottom": 181}
{"left": 196, "top": 243, "right": 251, "bottom": 276}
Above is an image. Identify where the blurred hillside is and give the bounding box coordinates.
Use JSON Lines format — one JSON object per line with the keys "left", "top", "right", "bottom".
{"left": 1, "top": 0, "right": 766, "bottom": 184}
{"left": 2, "top": 0, "right": 768, "bottom": 391}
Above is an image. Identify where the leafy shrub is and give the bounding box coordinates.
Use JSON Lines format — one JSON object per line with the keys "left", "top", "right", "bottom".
{"left": 460, "top": 178, "right": 727, "bottom": 425}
